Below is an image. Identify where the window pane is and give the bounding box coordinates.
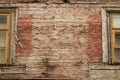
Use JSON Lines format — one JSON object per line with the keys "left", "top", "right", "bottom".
{"left": 0, "top": 47, "right": 5, "bottom": 63}
{"left": 0, "top": 31, "right": 6, "bottom": 63}
{"left": 0, "top": 15, "right": 7, "bottom": 29}
{"left": 115, "top": 32, "right": 120, "bottom": 44}
{"left": 0, "top": 31, "right": 6, "bottom": 47}
{"left": 114, "top": 48, "right": 120, "bottom": 62}
{"left": 113, "top": 15, "right": 120, "bottom": 28}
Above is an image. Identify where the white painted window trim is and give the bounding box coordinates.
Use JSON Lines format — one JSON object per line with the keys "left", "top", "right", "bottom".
{"left": 102, "top": 8, "right": 108, "bottom": 62}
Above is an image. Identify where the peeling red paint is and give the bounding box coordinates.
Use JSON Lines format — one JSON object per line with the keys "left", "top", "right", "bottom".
{"left": 16, "top": 14, "right": 33, "bottom": 57}
{"left": 87, "top": 13, "right": 102, "bottom": 62}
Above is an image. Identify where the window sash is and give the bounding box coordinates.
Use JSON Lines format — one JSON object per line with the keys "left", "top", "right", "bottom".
{"left": 111, "top": 30, "right": 120, "bottom": 63}
{"left": 0, "top": 13, "right": 11, "bottom": 64}
{"left": 110, "top": 13, "right": 120, "bottom": 64}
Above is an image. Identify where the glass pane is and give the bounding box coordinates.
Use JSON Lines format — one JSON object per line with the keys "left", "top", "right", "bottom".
{"left": 0, "top": 31, "right": 6, "bottom": 47}
{"left": 113, "top": 15, "right": 120, "bottom": 28}
{"left": 0, "top": 31, "right": 6, "bottom": 64}
{"left": 114, "top": 48, "right": 120, "bottom": 62}
{"left": 0, "top": 15, "right": 7, "bottom": 29}
{"left": 0, "top": 47, "right": 5, "bottom": 63}
{"left": 115, "top": 32, "right": 120, "bottom": 44}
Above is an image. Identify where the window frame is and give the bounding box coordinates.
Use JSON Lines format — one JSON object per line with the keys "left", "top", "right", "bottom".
{"left": 0, "top": 13, "right": 11, "bottom": 64}
{"left": 102, "top": 8, "right": 120, "bottom": 64}
{"left": 0, "top": 9, "right": 16, "bottom": 65}
{"left": 110, "top": 13, "right": 120, "bottom": 64}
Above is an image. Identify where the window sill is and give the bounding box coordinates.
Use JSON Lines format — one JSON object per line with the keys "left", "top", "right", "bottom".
{"left": 89, "top": 62, "right": 120, "bottom": 70}
{"left": 0, "top": 64, "right": 26, "bottom": 68}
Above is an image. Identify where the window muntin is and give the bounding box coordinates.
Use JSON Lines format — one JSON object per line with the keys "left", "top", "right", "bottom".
{"left": 0, "top": 13, "right": 11, "bottom": 64}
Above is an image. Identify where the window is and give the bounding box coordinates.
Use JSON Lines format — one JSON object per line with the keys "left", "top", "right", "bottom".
{"left": 102, "top": 8, "right": 120, "bottom": 64}
{"left": 110, "top": 13, "right": 120, "bottom": 64}
{"left": 0, "top": 8, "right": 16, "bottom": 65}
{"left": 0, "top": 13, "right": 11, "bottom": 64}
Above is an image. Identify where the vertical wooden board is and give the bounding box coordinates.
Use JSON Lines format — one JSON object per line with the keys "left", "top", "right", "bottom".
{"left": 5, "top": 13, "right": 11, "bottom": 64}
